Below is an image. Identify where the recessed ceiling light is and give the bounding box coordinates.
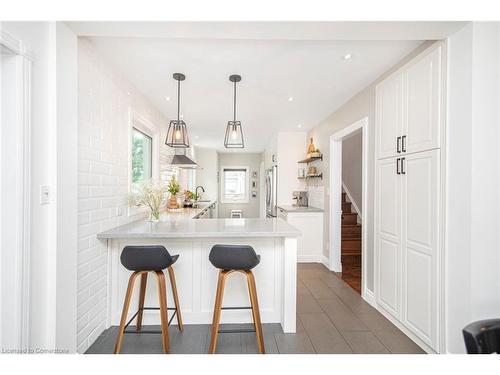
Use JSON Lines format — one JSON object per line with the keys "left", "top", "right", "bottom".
{"left": 343, "top": 53, "right": 352, "bottom": 60}
{"left": 180, "top": 114, "right": 184, "bottom": 119}
{"left": 194, "top": 135, "right": 199, "bottom": 139}
{"left": 297, "top": 124, "right": 302, "bottom": 128}
{"left": 165, "top": 96, "right": 170, "bottom": 101}
{"left": 288, "top": 97, "right": 294, "bottom": 102}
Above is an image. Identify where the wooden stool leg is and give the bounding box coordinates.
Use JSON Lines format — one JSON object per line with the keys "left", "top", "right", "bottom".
{"left": 167, "top": 266, "right": 183, "bottom": 331}
{"left": 209, "top": 270, "right": 227, "bottom": 354}
{"left": 114, "top": 271, "right": 140, "bottom": 354}
{"left": 136, "top": 273, "right": 148, "bottom": 331}
{"left": 155, "top": 271, "right": 170, "bottom": 354}
{"left": 246, "top": 270, "right": 265, "bottom": 354}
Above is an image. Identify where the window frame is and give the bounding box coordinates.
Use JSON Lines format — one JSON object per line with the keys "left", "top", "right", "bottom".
{"left": 220, "top": 166, "right": 250, "bottom": 204}
{"left": 128, "top": 109, "right": 159, "bottom": 217}
{"left": 131, "top": 127, "right": 153, "bottom": 184}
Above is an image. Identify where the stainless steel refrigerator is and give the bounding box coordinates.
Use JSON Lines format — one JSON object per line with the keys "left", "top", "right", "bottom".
{"left": 265, "top": 165, "right": 278, "bottom": 217}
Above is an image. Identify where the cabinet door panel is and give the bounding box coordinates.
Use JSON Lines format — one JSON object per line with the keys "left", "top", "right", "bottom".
{"left": 404, "top": 46, "right": 442, "bottom": 154}
{"left": 376, "top": 158, "right": 401, "bottom": 317}
{"left": 402, "top": 149, "right": 439, "bottom": 350}
{"left": 376, "top": 74, "right": 403, "bottom": 159}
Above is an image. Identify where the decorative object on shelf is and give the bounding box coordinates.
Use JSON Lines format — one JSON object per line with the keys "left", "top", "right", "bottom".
{"left": 252, "top": 171, "right": 258, "bottom": 178}
{"left": 306, "top": 138, "right": 322, "bottom": 159}
{"left": 252, "top": 191, "right": 257, "bottom": 198}
{"left": 252, "top": 180, "right": 257, "bottom": 189}
{"left": 224, "top": 74, "right": 244, "bottom": 148}
{"left": 167, "top": 175, "right": 180, "bottom": 209}
{"left": 127, "top": 179, "right": 167, "bottom": 222}
{"left": 182, "top": 190, "right": 199, "bottom": 207}
{"left": 166, "top": 73, "right": 190, "bottom": 148}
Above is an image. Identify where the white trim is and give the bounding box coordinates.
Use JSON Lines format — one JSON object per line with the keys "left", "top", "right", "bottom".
{"left": 127, "top": 108, "right": 160, "bottom": 218}
{"left": 0, "top": 34, "right": 31, "bottom": 350}
{"left": 219, "top": 165, "right": 250, "bottom": 204}
{"left": 341, "top": 181, "right": 362, "bottom": 221}
{"left": 329, "top": 117, "right": 369, "bottom": 301}
{"left": 363, "top": 288, "right": 376, "bottom": 307}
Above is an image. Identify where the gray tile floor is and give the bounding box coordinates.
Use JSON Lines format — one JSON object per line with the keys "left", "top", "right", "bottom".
{"left": 85, "top": 263, "right": 425, "bottom": 354}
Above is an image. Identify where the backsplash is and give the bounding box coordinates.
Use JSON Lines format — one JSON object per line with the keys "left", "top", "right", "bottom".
{"left": 307, "top": 185, "right": 324, "bottom": 209}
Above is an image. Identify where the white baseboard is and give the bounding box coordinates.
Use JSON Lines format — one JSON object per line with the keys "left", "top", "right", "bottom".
{"left": 297, "top": 254, "right": 324, "bottom": 263}
{"left": 321, "top": 255, "right": 330, "bottom": 269}
{"left": 362, "top": 288, "right": 376, "bottom": 307}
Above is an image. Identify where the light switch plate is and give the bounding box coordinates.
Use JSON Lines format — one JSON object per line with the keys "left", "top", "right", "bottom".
{"left": 40, "top": 185, "right": 50, "bottom": 205}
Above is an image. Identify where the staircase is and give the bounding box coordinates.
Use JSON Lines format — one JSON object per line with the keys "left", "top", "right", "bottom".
{"left": 341, "top": 192, "right": 362, "bottom": 293}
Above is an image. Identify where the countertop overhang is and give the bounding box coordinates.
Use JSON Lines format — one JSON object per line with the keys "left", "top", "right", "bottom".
{"left": 97, "top": 217, "right": 301, "bottom": 239}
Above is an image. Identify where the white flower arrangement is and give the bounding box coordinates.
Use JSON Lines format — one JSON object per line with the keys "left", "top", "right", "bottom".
{"left": 128, "top": 179, "right": 167, "bottom": 222}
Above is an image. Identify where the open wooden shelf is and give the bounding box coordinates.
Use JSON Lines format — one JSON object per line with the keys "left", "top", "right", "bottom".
{"left": 298, "top": 173, "right": 323, "bottom": 180}
{"left": 298, "top": 155, "right": 323, "bottom": 164}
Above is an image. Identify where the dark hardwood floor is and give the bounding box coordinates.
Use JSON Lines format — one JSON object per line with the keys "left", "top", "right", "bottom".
{"left": 86, "top": 263, "right": 424, "bottom": 354}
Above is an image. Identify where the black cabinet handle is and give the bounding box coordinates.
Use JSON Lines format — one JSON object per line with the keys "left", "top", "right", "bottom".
{"left": 401, "top": 157, "right": 406, "bottom": 174}
{"left": 402, "top": 135, "right": 407, "bottom": 153}
{"left": 397, "top": 136, "right": 402, "bottom": 153}
{"left": 396, "top": 158, "right": 401, "bottom": 175}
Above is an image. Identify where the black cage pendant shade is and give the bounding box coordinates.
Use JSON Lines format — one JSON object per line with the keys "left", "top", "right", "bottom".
{"left": 224, "top": 74, "right": 244, "bottom": 148}
{"left": 166, "top": 73, "right": 190, "bottom": 148}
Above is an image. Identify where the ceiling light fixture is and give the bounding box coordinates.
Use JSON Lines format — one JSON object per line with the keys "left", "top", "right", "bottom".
{"left": 288, "top": 97, "right": 294, "bottom": 102}
{"left": 165, "top": 96, "right": 170, "bottom": 101}
{"left": 224, "top": 74, "right": 244, "bottom": 149}
{"left": 165, "top": 73, "right": 190, "bottom": 148}
{"left": 297, "top": 124, "right": 302, "bottom": 128}
{"left": 343, "top": 53, "right": 352, "bottom": 60}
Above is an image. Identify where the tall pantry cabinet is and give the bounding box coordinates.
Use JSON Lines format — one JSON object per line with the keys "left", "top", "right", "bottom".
{"left": 374, "top": 42, "right": 444, "bottom": 352}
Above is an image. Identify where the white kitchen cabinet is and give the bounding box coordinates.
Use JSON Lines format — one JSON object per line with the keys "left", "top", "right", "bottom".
{"left": 376, "top": 44, "right": 443, "bottom": 160}
{"left": 374, "top": 42, "right": 443, "bottom": 352}
{"left": 375, "top": 157, "right": 402, "bottom": 318}
{"left": 278, "top": 207, "right": 324, "bottom": 263}
{"left": 404, "top": 46, "right": 442, "bottom": 155}
{"left": 401, "top": 149, "right": 440, "bottom": 348}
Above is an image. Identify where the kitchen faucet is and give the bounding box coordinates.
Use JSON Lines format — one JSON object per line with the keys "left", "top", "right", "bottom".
{"left": 195, "top": 185, "right": 205, "bottom": 202}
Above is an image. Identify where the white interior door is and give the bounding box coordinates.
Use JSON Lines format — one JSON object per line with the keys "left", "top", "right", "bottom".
{"left": 403, "top": 46, "right": 442, "bottom": 155}
{"left": 401, "top": 149, "right": 439, "bottom": 350}
{"left": 375, "top": 157, "right": 401, "bottom": 318}
{"left": 376, "top": 73, "right": 403, "bottom": 159}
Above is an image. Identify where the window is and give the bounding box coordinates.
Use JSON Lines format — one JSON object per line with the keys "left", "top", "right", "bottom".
{"left": 221, "top": 167, "right": 249, "bottom": 203}
{"left": 131, "top": 128, "right": 152, "bottom": 184}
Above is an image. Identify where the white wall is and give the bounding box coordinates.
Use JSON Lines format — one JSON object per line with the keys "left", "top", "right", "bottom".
{"left": 1, "top": 21, "right": 59, "bottom": 352}
{"left": 77, "top": 37, "right": 173, "bottom": 353}
{"left": 445, "top": 22, "right": 500, "bottom": 353}
{"left": 276, "top": 132, "right": 307, "bottom": 206}
{"left": 306, "top": 41, "right": 434, "bottom": 292}
{"left": 194, "top": 147, "right": 218, "bottom": 201}
{"left": 341, "top": 131, "right": 363, "bottom": 215}
{"left": 217, "top": 152, "right": 262, "bottom": 218}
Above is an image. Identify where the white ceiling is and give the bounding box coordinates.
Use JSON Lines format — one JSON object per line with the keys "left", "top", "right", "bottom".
{"left": 88, "top": 36, "right": 423, "bottom": 151}
{"left": 76, "top": 22, "right": 466, "bottom": 152}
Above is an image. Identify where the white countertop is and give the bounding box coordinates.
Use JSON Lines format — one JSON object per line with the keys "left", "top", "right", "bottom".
{"left": 277, "top": 205, "right": 324, "bottom": 213}
{"left": 97, "top": 217, "right": 300, "bottom": 239}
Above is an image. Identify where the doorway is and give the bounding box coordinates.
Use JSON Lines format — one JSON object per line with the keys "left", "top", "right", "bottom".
{"left": 329, "top": 117, "right": 368, "bottom": 296}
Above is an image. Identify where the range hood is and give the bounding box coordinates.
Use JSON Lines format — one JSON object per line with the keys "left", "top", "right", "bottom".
{"left": 170, "top": 153, "right": 198, "bottom": 169}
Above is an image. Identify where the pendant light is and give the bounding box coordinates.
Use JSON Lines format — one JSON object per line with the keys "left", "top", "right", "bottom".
{"left": 224, "top": 74, "right": 244, "bottom": 148}
{"left": 166, "top": 73, "right": 190, "bottom": 148}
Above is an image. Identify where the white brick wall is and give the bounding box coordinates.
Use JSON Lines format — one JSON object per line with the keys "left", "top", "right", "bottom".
{"left": 77, "top": 38, "right": 176, "bottom": 353}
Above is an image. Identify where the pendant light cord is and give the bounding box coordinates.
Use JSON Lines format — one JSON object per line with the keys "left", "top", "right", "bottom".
{"left": 177, "top": 78, "right": 181, "bottom": 123}
{"left": 233, "top": 80, "right": 237, "bottom": 122}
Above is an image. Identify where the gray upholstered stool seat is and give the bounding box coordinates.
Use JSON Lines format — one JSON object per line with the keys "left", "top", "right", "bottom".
{"left": 121, "top": 245, "right": 179, "bottom": 271}
{"left": 209, "top": 244, "right": 260, "bottom": 271}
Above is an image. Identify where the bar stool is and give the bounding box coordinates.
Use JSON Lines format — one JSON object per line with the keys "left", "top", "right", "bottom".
{"left": 463, "top": 319, "right": 500, "bottom": 353}
{"left": 114, "top": 245, "right": 183, "bottom": 354}
{"left": 208, "top": 244, "right": 265, "bottom": 354}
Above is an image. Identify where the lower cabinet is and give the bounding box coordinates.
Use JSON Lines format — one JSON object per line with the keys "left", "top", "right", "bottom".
{"left": 375, "top": 149, "right": 440, "bottom": 351}
{"left": 278, "top": 208, "right": 324, "bottom": 263}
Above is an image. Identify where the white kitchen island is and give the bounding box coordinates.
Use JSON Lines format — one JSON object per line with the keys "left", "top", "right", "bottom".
{"left": 96, "top": 208, "right": 300, "bottom": 333}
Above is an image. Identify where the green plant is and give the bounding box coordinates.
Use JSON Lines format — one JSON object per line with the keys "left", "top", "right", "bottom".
{"left": 184, "top": 190, "right": 199, "bottom": 201}
{"left": 167, "top": 175, "right": 180, "bottom": 195}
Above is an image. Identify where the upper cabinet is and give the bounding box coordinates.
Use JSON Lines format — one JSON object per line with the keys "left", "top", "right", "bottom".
{"left": 376, "top": 44, "right": 443, "bottom": 160}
